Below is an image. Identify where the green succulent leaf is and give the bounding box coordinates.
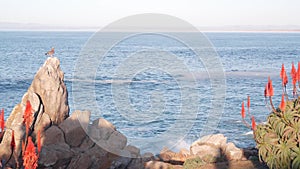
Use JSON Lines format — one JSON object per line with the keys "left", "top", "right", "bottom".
{"left": 254, "top": 98, "right": 300, "bottom": 169}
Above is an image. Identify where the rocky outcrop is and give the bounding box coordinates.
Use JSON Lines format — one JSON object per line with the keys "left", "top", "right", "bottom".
{"left": 0, "top": 56, "right": 265, "bottom": 169}
{"left": 190, "top": 134, "right": 244, "bottom": 161}
{"left": 38, "top": 111, "right": 139, "bottom": 169}
{"left": 0, "top": 57, "right": 69, "bottom": 163}
{"left": 0, "top": 57, "right": 147, "bottom": 169}
{"left": 145, "top": 134, "right": 266, "bottom": 169}
{"left": 190, "top": 134, "right": 227, "bottom": 162}
{"left": 29, "top": 57, "right": 69, "bottom": 125}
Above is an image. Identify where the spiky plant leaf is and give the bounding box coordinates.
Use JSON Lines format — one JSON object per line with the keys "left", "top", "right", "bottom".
{"left": 291, "top": 147, "right": 300, "bottom": 169}
{"left": 254, "top": 98, "right": 300, "bottom": 169}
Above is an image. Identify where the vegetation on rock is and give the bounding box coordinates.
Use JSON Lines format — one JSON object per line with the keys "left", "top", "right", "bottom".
{"left": 241, "top": 62, "right": 300, "bottom": 169}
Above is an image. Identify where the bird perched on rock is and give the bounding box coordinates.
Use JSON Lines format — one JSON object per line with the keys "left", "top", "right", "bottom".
{"left": 45, "top": 47, "right": 55, "bottom": 57}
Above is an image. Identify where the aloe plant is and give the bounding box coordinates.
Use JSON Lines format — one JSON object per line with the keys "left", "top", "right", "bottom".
{"left": 241, "top": 63, "right": 300, "bottom": 169}
{"left": 254, "top": 99, "right": 300, "bottom": 169}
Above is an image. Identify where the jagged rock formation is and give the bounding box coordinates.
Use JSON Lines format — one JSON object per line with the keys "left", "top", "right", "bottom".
{"left": 38, "top": 111, "right": 144, "bottom": 168}
{"left": 145, "top": 134, "right": 266, "bottom": 169}
{"left": 0, "top": 57, "right": 146, "bottom": 168}
{"left": 29, "top": 57, "right": 69, "bottom": 125}
{"left": 0, "top": 57, "right": 69, "bottom": 163}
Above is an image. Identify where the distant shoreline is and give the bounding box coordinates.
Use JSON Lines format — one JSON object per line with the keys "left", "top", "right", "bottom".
{"left": 1, "top": 29, "right": 300, "bottom": 33}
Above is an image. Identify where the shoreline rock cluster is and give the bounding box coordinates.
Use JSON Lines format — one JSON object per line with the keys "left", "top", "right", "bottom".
{"left": 146, "top": 134, "right": 265, "bottom": 169}
{"left": 0, "top": 57, "right": 266, "bottom": 169}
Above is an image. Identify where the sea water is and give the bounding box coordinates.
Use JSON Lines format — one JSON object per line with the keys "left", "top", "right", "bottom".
{"left": 1, "top": 31, "right": 300, "bottom": 153}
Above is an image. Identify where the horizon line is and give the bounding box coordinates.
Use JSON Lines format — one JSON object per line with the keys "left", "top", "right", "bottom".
{"left": 1, "top": 22, "right": 300, "bottom": 32}
{"left": 1, "top": 29, "right": 300, "bottom": 33}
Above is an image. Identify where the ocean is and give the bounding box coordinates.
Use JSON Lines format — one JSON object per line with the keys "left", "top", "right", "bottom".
{"left": 1, "top": 31, "right": 300, "bottom": 154}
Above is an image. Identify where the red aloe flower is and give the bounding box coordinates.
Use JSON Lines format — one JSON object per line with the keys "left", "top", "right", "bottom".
{"left": 280, "top": 64, "right": 288, "bottom": 86}
{"left": 251, "top": 116, "right": 256, "bottom": 130}
{"left": 241, "top": 101, "right": 245, "bottom": 119}
{"left": 23, "top": 136, "right": 38, "bottom": 169}
{"left": 291, "top": 62, "right": 297, "bottom": 84}
{"left": 268, "top": 77, "right": 274, "bottom": 96}
{"left": 247, "top": 96, "right": 250, "bottom": 114}
{"left": 265, "top": 77, "right": 276, "bottom": 112}
{"left": 264, "top": 84, "right": 269, "bottom": 97}
{"left": 298, "top": 62, "right": 300, "bottom": 87}
{"left": 23, "top": 100, "right": 33, "bottom": 135}
{"left": 11, "top": 130, "right": 15, "bottom": 151}
{"left": 0, "top": 109, "right": 4, "bottom": 132}
{"left": 247, "top": 96, "right": 250, "bottom": 108}
{"left": 37, "top": 130, "right": 41, "bottom": 155}
{"left": 280, "top": 93, "right": 285, "bottom": 112}
{"left": 265, "top": 77, "right": 274, "bottom": 97}
{"left": 280, "top": 64, "right": 285, "bottom": 78}
{"left": 291, "top": 62, "right": 298, "bottom": 96}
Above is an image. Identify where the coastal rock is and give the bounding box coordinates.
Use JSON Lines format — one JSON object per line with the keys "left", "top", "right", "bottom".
{"left": 190, "top": 134, "right": 227, "bottom": 162}
{"left": 91, "top": 118, "right": 116, "bottom": 140}
{"left": 67, "top": 153, "right": 92, "bottom": 169}
{"left": 124, "top": 145, "right": 140, "bottom": 158}
{"left": 78, "top": 136, "right": 94, "bottom": 151}
{"left": 42, "top": 125, "right": 65, "bottom": 145}
{"left": 224, "top": 142, "right": 243, "bottom": 161}
{"left": 29, "top": 57, "right": 69, "bottom": 125}
{"left": 39, "top": 143, "right": 73, "bottom": 167}
{"left": 127, "top": 158, "right": 144, "bottom": 169}
{"left": 191, "top": 134, "right": 227, "bottom": 152}
{"left": 59, "top": 110, "right": 90, "bottom": 147}
{"left": 1, "top": 57, "right": 146, "bottom": 169}
{"left": 178, "top": 148, "right": 190, "bottom": 160}
{"left": 145, "top": 161, "right": 183, "bottom": 169}
{"left": 110, "top": 154, "right": 132, "bottom": 169}
{"left": 158, "top": 148, "right": 189, "bottom": 165}
{"left": 159, "top": 148, "right": 177, "bottom": 162}
{"left": 190, "top": 144, "right": 221, "bottom": 163}
{"left": 0, "top": 57, "right": 69, "bottom": 162}
{"left": 142, "top": 152, "right": 155, "bottom": 163}
{"left": 107, "top": 131, "right": 127, "bottom": 151}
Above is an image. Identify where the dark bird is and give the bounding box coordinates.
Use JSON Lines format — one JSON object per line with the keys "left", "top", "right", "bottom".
{"left": 45, "top": 47, "right": 54, "bottom": 57}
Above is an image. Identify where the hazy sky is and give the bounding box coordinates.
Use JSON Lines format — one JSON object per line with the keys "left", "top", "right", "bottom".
{"left": 0, "top": 0, "right": 299, "bottom": 28}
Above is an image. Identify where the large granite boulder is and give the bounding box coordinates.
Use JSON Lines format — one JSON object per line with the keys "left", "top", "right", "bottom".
{"left": 0, "top": 57, "right": 144, "bottom": 169}
{"left": 29, "top": 57, "right": 69, "bottom": 125}
{"left": 190, "top": 134, "right": 244, "bottom": 162}
{"left": 0, "top": 57, "right": 69, "bottom": 163}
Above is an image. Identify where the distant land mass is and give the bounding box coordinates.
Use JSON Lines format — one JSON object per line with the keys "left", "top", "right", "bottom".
{"left": 1, "top": 22, "right": 300, "bottom": 32}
